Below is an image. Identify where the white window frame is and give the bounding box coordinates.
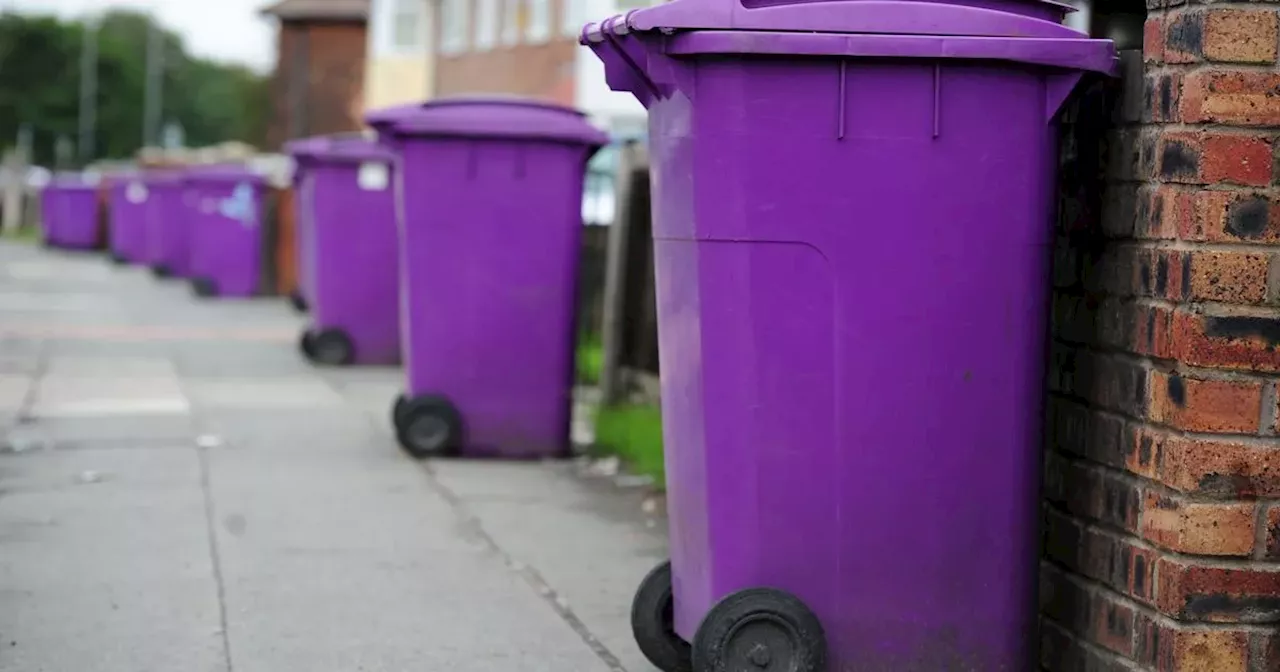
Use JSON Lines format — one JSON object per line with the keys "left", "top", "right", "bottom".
{"left": 390, "top": 0, "right": 427, "bottom": 52}
{"left": 560, "top": 0, "right": 580, "bottom": 38}
{"left": 501, "top": 0, "right": 522, "bottom": 46}
{"left": 526, "top": 0, "right": 551, "bottom": 42}
{"left": 475, "top": 0, "right": 499, "bottom": 50}
{"left": 439, "top": 0, "right": 470, "bottom": 55}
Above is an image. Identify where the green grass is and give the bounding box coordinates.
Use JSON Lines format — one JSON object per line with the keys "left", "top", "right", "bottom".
{"left": 576, "top": 337, "right": 604, "bottom": 385}
{"left": 592, "top": 403, "right": 666, "bottom": 488}
{"left": 1, "top": 224, "right": 40, "bottom": 243}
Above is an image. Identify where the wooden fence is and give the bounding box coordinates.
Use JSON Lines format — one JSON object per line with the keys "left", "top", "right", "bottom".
{"left": 595, "top": 140, "right": 661, "bottom": 405}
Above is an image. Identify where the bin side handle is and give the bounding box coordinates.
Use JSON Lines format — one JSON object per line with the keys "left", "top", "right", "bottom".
{"left": 1046, "top": 71, "right": 1085, "bottom": 123}
{"left": 582, "top": 20, "right": 665, "bottom": 107}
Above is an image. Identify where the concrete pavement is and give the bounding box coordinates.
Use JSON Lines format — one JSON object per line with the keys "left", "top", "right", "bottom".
{"left": 0, "top": 241, "right": 667, "bottom": 671}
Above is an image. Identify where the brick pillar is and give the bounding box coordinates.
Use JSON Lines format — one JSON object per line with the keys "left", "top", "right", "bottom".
{"left": 1043, "top": 4, "right": 1280, "bottom": 671}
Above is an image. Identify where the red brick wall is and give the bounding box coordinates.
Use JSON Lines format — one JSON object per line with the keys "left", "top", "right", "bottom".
{"left": 266, "top": 20, "right": 368, "bottom": 149}
{"left": 434, "top": 40, "right": 577, "bottom": 106}
{"left": 1043, "top": 4, "right": 1280, "bottom": 670}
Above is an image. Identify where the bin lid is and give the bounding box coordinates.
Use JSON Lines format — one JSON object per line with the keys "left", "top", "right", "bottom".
{"left": 184, "top": 163, "right": 267, "bottom": 185}
{"left": 589, "top": 0, "right": 1089, "bottom": 41}
{"left": 365, "top": 96, "right": 609, "bottom": 147}
{"left": 286, "top": 133, "right": 394, "bottom": 164}
{"left": 49, "top": 172, "right": 100, "bottom": 190}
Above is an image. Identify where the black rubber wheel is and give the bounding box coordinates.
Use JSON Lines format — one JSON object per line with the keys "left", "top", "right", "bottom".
{"left": 191, "top": 277, "right": 217, "bottom": 298}
{"left": 151, "top": 264, "right": 172, "bottom": 279}
{"left": 392, "top": 393, "right": 409, "bottom": 427}
{"left": 691, "top": 588, "right": 827, "bottom": 672}
{"left": 298, "top": 330, "right": 316, "bottom": 359}
{"left": 306, "top": 328, "right": 355, "bottom": 366}
{"left": 109, "top": 252, "right": 127, "bottom": 265}
{"left": 393, "top": 395, "right": 463, "bottom": 458}
{"left": 631, "top": 561, "right": 693, "bottom": 672}
{"left": 289, "top": 290, "right": 308, "bottom": 313}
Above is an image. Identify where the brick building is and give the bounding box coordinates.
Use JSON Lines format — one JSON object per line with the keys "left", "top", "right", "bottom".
{"left": 430, "top": 0, "right": 648, "bottom": 135}
{"left": 1043, "top": 1, "right": 1280, "bottom": 670}
{"left": 260, "top": 0, "right": 371, "bottom": 149}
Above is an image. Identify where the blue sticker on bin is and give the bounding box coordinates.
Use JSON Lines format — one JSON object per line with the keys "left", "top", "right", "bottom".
{"left": 218, "top": 182, "right": 257, "bottom": 228}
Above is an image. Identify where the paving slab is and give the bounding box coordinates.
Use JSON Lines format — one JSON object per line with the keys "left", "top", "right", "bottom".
{"left": 0, "top": 241, "right": 668, "bottom": 672}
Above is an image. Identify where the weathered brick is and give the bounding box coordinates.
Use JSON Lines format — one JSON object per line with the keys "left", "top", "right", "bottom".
{"left": 1145, "top": 16, "right": 1166, "bottom": 64}
{"left": 1097, "top": 298, "right": 1139, "bottom": 350}
{"left": 1138, "top": 185, "right": 1176, "bottom": 239}
{"left": 1050, "top": 398, "right": 1132, "bottom": 468}
{"left": 1159, "top": 132, "right": 1204, "bottom": 183}
{"left": 1131, "top": 428, "right": 1280, "bottom": 499}
{"left": 1156, "top": 559, "right": 1280, "bottom": 623}
{"left": 1176, "top": 190, "right": 1280, "bottom": 243}
{"left": 1091, "top": 592, "right": 1137, "bottom": 658}
{"left": 1045, "top": 453, "right": 1142, "bottom": 534}
{"left": 1266, "top": 505, "right": 1280, "bottom": 561}
{"left": 1151, "top": 72, "right": 1183, "bottom": 124}
{"left": 1186, "top": 251, "right": 1270, "bottom": 304}
{"left": 1148, "top": 371, "right": 1263, "bottom": 433}
{"left": 1254, "top": 630, "right": 1280, "bottom": 671}
{"left": 1204, "top": 9, "right": 1279, "bottom": 65}
{"left": 1171, "top": 309, "right": 1280, "bottom": 372}
{"left": 1041, "top": 618, "right": 1134, "bottom": 672}
{"left": 1166, "top": 10, "right": 1206, "bottom": 64}
{"left": 1133, "top": 303, "right": 1175, "bottom": 358}
{"left": 1134, "top": 613, "right": 1251, "bottom": 672}
{"left": 1202, "top": 134, "right": 1273, "bottom": 187}
{"left": 1183, "top": 70, "right": 1280, "bottom": 127}
{"left": 1141, "top": 492, "right": 1257, "bottom": 556}
{"left": 1156, "top": 132, "right": 1273, "bottom": 186}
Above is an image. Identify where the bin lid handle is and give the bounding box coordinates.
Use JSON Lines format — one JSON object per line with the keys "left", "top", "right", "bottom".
{"left": 614, "top": 0, "right": 1088, "bottom": 40}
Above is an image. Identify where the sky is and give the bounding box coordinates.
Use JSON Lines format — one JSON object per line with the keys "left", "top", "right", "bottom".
{"left": 6, "top": 0, "right": 277, "bottom": 72}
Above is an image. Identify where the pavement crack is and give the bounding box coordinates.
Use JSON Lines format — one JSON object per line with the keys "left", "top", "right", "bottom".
{"left": 197, "top": 444, "right": 235, "bottom": 672}
{"left": 418, "top": 462, "right": 630, "bottom": 672}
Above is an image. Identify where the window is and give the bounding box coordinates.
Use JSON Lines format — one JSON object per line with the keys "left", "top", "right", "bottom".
{"left": 391, "top": 0, "right": 426, "bottom": 50}
{"left": 560, "top": 0, "right": 580, "bottom": 38}
{"left": 439, "top": 0, "right": 469, "bottom": 54}
{"left": 526, "top": 0, "right": 550, "bottom": 42}
{"left": 475, "top": 0, "right": 499, "bottom": 50}
{"left": 501, "top": 0, "right": 522, "bottom": 45}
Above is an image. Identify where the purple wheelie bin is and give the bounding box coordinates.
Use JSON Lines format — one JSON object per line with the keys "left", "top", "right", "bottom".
{"left": 584, "top": 2, "right": 1116, "bottom": 671}
{"left": 286, "top": 134, "right": 401, "bottom": 366}
{"left": 143, "top": 170, "right": 189, "bottom": 278}
{"left": 185, "top": 165, "right": 270, "bottom": 299}
{"left": 106, "top": 173, "right": 150, "bottom": 265}
{"left": 42, "top": 173, "right": 103, "bottom": 250}
{"left": 366, "top": 97, "right": 606, "bottom": 459}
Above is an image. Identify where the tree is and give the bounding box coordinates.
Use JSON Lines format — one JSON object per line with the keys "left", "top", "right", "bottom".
{"left": 0, "top": 9, "right": 269, "bottom": 166}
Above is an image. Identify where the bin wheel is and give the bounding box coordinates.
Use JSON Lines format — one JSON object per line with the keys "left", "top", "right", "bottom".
{"left": 288, "top": 291, "right": 308, "bottom": 313}
{"left": 394, "top": 394, "right": 462, "bottom": 459}
{"left": 631, "top": 560, "right": 693, "bottom": 672}
{"left": 306, "top": 328, "right": 355, "bottom": 366}
{"left": 191, "top": 277, "right": 217, "bottom": 298}
{"left": 151, "top": 264, "right": 172, "bottom": 279}
{"left": 691, "top": 587, "right": 826, "bottom": 672}
{"left": 298, "top": 329, "right": 316, "bottom": 359}
{"left": 109, "top": 252, "right": 126, "bottom": 266}
{"left": 392, "top": 393, "right": 408, "bottom": 427}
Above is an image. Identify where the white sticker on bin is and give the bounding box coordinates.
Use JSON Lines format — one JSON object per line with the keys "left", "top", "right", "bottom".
{"left": 126, "top": 182, "right": 148, "bottom": 203}
{"left": 358, "top": 162, "right": 389, "bottom": 191}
